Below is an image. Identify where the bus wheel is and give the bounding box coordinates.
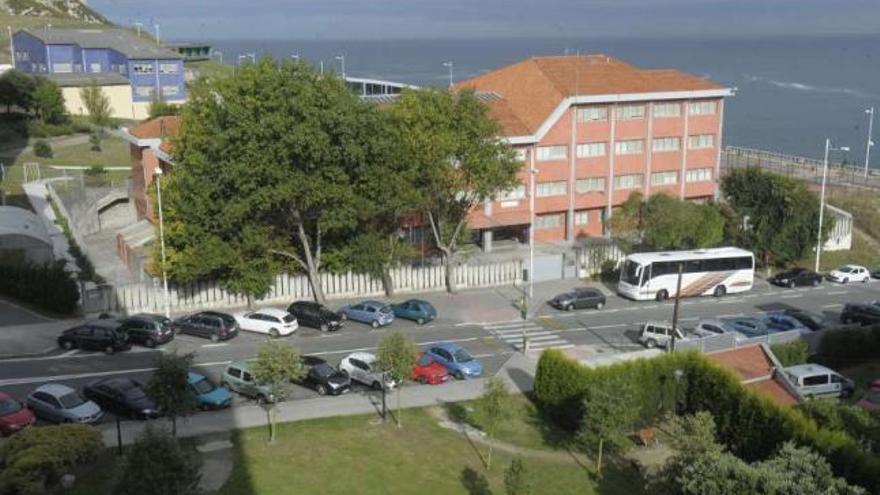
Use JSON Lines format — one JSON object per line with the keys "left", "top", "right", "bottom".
{"left": 713, "top": 285, "right": 726, "bottom": 297}
{"left": 655, "top": 290, "right": 669, "bottom": 302}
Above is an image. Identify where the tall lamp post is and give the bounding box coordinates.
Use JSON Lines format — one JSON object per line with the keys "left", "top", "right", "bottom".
{"left": 155, "top": 168, "right": 170, "bottom": 318}
{"left": 335, "top": 55, "right": 346, "bottom": 80}
{"left": 815, "top": 139, "right": 849, "bottom": 272}
{"left": 864, "top": 107, "right": 874, "bottom": 179}
{"left": 442, "top": 61, "right": 454, "bottom": 87}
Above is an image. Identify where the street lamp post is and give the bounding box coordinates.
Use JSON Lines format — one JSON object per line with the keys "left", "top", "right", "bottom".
{"left": 815, "top": 139, "right": 850, "bottom": 272}
{"left": 528, "top": 160, "right": 537, "bottom": 299}
{"left": 155, "top": 168, "right": 170, "bottom": 318}
{"left": 442, "top": 61, "right": 454, "bottom": 87}
{"left": 335, "top": 55, "right": 346, "bottom": 80}
{"left": 865, "top": 107, "right": 875, "bottom": 179}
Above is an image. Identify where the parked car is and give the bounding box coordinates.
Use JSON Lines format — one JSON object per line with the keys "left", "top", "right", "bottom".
{"left": 234, "top": 308, "right": 298, "bottom": 338}
{"left": 299, "top": 356, "right": 350, "bottom": 396}
{"left": 118, "top": 313, "right": 175, "bottom": 348}
{"left": 57, "top": 320, "right": 131, "bottom": 354}
{"left": 827, "top": 265, "right": 871, "bottom": 284}
{"left": 770, "top": 267, "right": 823, "bottom": 288}
{"left": 780, "top": 309, "right": 827, "bottom": 332}
{"left": 221, "top": 361, "right": 274, "bottom": 403}
{"left": 338, "top": 300, "right": 394, "bottom": 328}
{"left": 691, "top": 319, "right": 750, "bottom": 343}
{"left": 784, "top": 364, "right": 854, "bottom": 399}
{"left": 638, "top": 321, "right": 688, "bottom": 349}
{"left": 856, "top": 380, "right": 880, "bottom": 412}
{"left": 841, "top": 301, "right": 880, "bottom": 326}
{"left": 548, "top": 288, "right": 606, "bottom": 311}
{"left": 26, "top": 383, "right": 102, "bottom": 424}
{"left": 761, "top": 314, "right": 809, "bottom": 334}
{"left": 720, "top": 317, "right": 769, "bottom": 338}
{"left": 174, "top": 311, "right": 239, "bottom": 342}
{"left": 287, "top": 301, "right": 344, "bottom": 332}
{"left": 411, "top": 353, "right": 449, "bottom": 385}
{"left": 188, "top": 372, "right": 232, "bottom": 410}
{"left": 425, "top": 343, "right": 482, "bottom": 380}
{"left": 0, "top": 391, "right": 35, "bottom": 436}
{"left": 83, "top": 377, "right": 159, "bottom": 420}
{"left": 339, "top": 352, "right": 396, "bottom": 390}
{"left": 391, "top": 299, "right": 437, "bottom": 325}
{"left": 872, "top": 267, "right": 880, "bottom": 280}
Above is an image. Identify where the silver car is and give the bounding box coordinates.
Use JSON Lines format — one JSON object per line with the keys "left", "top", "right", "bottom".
{"left": 338, "top": 352, "right": 397, "bottom": 390}
{"left": 26, "top": 383, "right": 103, "bottom": 424}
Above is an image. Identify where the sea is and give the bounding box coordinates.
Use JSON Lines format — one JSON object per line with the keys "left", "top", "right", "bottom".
{"left": 191, "top": 36, "right": 880, "bottom": 167}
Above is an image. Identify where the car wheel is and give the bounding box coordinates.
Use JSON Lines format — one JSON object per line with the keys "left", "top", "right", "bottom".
{"left": 316, "top": 384, "right": 327, "bottom": 396}
{"left": 269, "top": 328, "right": 280, "bottom": 339}
{"left": 371, "top": 320, "right": 379, "bottom": 329}
{"left": 372, "top": 381, "right": 382, "bottom": 390}
{"left": 104, "top": 346, "right": 114, "bottom": 355}
{"left": 419, "top": 376, "right": 427, "bottom": 385}
{"left": 210, "top": 334, "right": 220, "bottom": 343}
{"left": 145, "top": 338, "right": 156, "bottom": 348}
{"left": 319, "top": 323, "right": 328, "bottom": 332}
{"left": 455, "top": 371, "right": 465, "bottom": 380}
{"left": 656, "top": 290, "right": 669, "bottom": 302}
{"left": 645, "top": 338, "right": 658, "bottom": 349}
{"left": 843, "top": 278, "right": 849, "bottom": 284}
{"left": 788, "top": 281, "right": 796, "bottom": 289}
{"left": 812, "top": 279, "right": 820, "bottom": 287}
{"left": 256, "top": 395, "right": 268, "bottom": 406}
{"left": 62, "top": 340, "right": 74, "bottom": 350}
{"left": 863, "top": 277, "right": 869, "bottom": 284}
{"left": 565, "top": 304, "right": 574, "bottom": 312}
{"left": 595, "top": 301, "right": 604, "bottom": 310}
{"left": 340, "top": 313, "right": 348, "bottom": 321}
{"left": 713, "top": 285, "right": 726, "bottom": 297}
{"left": 417, "top": 317, "right": 425, "bottom": 325}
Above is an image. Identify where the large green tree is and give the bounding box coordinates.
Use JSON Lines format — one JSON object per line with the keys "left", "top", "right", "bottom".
{"left": 0, "top": 70, "right": 36, "bottom": 113}
{"left": 160, "top": 58, "right": 381, "bottom": 303}
{"left": 113, "top": 426, "right": 201, "bottom": 495}
{"left": 721, "top": 167, "right": 831, "bottom": 268}
{"left": 577, "top": 374, "right": 638, "bottom": 478}
{"left": 252, "top": 341, "right": 305, "bottom": 443}
{"left": 610, "top": 191, "right": 725, "bottom": 251}
{"left": 32, "top": 77, "right": 67, "bottom": 125}
{"left": 389, "top": 88, "right": 520, "bottom": 292}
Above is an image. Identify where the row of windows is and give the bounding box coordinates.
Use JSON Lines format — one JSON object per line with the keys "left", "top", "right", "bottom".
{"left": 534, "top": 211, "right": 591, "bottom": 230}
{"left": 648, "top": 256, "right": 753, "bottom": 279}
{"left": 575, "top": 101, "right": 717, "bottom": 123}
{"left": 535, "top": 134, "right": 715, "bottom": 161}
{"left": 135, "top": 86, "right": 181, "bottom": 98}
{"left": 131, "top": 62, "right": 180, "bottom": 74}
{"left": 527, "top": 169, "right": 712, "bottom": 199}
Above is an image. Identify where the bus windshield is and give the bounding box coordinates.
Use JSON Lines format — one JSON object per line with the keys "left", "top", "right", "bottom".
{"left": 620, "top": 260, "right": 641, "bottom": 285}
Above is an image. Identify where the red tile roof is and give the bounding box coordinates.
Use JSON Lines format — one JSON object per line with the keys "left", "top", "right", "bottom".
{"left": 455, "top": 55, "right": 725, "bottom": 138}
{"left": 707, "top": 345, "right": 799, "bottom": 407}
{"left": 746, "top": 380, "right": 799, "bottom": 407}
{"left": 130, "top": 116, "right": 179, "bottom": 154}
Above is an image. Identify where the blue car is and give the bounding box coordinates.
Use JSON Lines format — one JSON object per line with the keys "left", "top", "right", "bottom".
{"left": 721, "top": 317, "right": 769, "bottom": 338}
{"left": 761, "top": 314, "right": 809, "bottom": 334}
{"left": 391, "top": 299, "right": 437, "bottom": 325}
{"left": 339, "top": 300, "right": 395, "bottom": 328}
{"left": 425, "top": 342, "right": 482, "bottom": 380}
{"left": 188, "top": 372, "right": 232, "bottom": 410}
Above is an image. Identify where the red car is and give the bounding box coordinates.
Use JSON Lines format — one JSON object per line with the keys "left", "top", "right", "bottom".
{"left": 0, "top": 391, "right": 36, "bottom": 437}
{"left": 856, "top": 380, "right": 880, "bottom": 412}
{"left": 412, "top": 353, "right": 449, "bottom": 385}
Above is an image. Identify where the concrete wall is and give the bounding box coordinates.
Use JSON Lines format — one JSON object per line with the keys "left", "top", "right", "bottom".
{"left": 61, "top": 84, "right": 148, "bottom": 120}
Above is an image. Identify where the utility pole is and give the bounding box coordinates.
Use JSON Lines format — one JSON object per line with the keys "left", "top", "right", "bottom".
{"left": 442, "top": 61, "right": 453, "bottom": 87}
{"left": 7, "top": 26, "right": 14, "bottom": 70}
{"left": 865, "top": 107, "right": 875, "bottom": 179}
{"left": 669, "top": 263, "right": 683, "bottom": 353}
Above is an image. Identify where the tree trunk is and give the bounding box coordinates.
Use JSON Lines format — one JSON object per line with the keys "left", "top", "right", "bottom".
{"left": 381, "top": 267, "right": 394, "bottom": 297}
{"left": 267, "top": 406, "right": 277, "bottom": 443}
{"left": 246, "top": 294, "right": 254, "bottom": 310}
{"left": 306, "top": 268, "right": 326, "bottom": 305}
{"left": 596, "top": 437, "right": 604, "bottom": 479}
{"left": 396, "top": 386, "right": 402, "bottom": 428}
{"left": 486, "top": 426, "right": 495, "bottom": 470}
{"left": 443, "top": 254, "right": 456, "bottom": 294}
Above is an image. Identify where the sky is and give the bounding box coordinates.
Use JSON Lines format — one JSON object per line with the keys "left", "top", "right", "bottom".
{"left": 88, "top": 0, "right": 880, "bottom": 41}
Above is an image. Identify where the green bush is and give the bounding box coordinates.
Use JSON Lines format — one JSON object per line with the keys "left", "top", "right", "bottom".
{"left": 816, "top": 326, "right": 880, "bottom": 369}
{"left": 27, "top": 120, "right": 91, "bottom": 138}
{"left": 0, "top": 424, "right": 103, "bottom": 495}
{"left": 0, "top": 261, "right": 80, "bottom": 314}
{"left": 113, "top": 426, "right": 201, "bottom": 495}
{"left": 771, "top": 339, "right": 810, "bottom": 367}
{"left": 33, "top": 139, "right": 53, "bottom": 158}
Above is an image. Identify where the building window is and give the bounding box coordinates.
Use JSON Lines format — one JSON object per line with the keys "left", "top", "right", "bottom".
{"left": 159, "top": 63, "right": 179, "bottom": 74}
{"left": 536, "top": 145, "right": 567, "bottom": 161}
{"left": 161, "top": 85, "right": 180, "bottom": 97}
{"left": 686, "top": 168, "right": 713, "bottom": 183}
{"left": 615, "top": 139, "right": 644, "bottom": 155}
{"left": 576, "top": 142, "right": 606, "bottom": 158}
{"left": 52, "top": 63, "right": 72, "bottom": 73}
{"left": 135, "top": 86, "right": 156, "bottom": 98}
{"left": 576, "top": 177, "right": 605, "bottom": 193}
{"left": 614, "top": 174, "right": 644, "bottom": 190}
{"left": 651, "top": 171, "right": 678, "bottom": 186}
{"left": 534, "top": 213, "right": 563, "bottom": 230}
{"left": 90, "top": 62, "right": 101, "bottom": 73}
{"left": 574, "top": 210, "right": 589, "bottom": 226}
{"left": 688, "top": 134, "right": 715, "bottom": 150}
{"left": 653, "top": 102, "right": 681, "bottom": 118}
{"left": 577, "top": 107, "right": 607, "bottom": 122}
{"left": 498, "top": 185, "right": 526, "bottom": 201}
{"left": 514, "top": 148, "right": 527, "bottom": 162}
{"left": 688, "top": 100, "right": 717, "bottom": 115}
{"left": 615, "top": 105, "right": 645, "bottom": 120}
{"left": 536, "top": 181, "right": 567, "bottom": 197}
{"left": 118, "top": 65, "right": 126, "bottom": 74}
{"left": 652, "top": 137, "right": 680, "bottom": 152}
{"left": 132, "top": 62, "right": 154, "bottom": 74}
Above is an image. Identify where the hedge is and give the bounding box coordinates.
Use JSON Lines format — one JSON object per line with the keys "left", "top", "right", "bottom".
{"left": 0, "top": 261, "right": 80, "bottom": 314}
{"left": 770, "top": 339, "right": 810, "bottom": 367}
{"left": 815, "top": 325, "right": 880, "bottom": 369}
{"left": 0, "top": 424, "right": 103, "bottom": 495}
{"left": 534, "top": 349, "right": 880, "bottom": 493}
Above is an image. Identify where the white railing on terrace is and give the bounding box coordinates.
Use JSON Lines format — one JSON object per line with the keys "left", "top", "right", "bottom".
{"left": 674, "top": 329, "right": 802, "bottom": 354}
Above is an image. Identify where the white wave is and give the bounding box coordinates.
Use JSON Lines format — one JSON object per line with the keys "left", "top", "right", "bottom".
{"left": 743, "top": 74, "right": 877, "bottom": 99}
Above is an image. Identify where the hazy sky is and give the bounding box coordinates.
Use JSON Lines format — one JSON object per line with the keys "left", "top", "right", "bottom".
{"left": 90, "top": 0, "right": 880, "bottom": 40}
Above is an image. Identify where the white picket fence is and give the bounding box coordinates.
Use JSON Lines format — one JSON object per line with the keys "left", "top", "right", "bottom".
{"left": 96, "top": 260, "right": 523, "bottom": 314}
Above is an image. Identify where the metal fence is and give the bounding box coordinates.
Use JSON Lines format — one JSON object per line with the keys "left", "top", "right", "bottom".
{"left": 674, "top": 329, "right": 803, "bottom": 354}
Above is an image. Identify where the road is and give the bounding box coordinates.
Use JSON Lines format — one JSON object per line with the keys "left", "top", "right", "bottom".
{"left": 1, "top": 277, "right": 879, "bottom": 427}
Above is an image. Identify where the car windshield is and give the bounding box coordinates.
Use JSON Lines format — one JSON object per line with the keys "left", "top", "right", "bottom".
{"left": 453, "top": 349, "right": 473, "bottom": 363}
{"left": 734, "top": 325, "right": 766, "bottom": 337}
{"left": 839, "top": 267, "right": 854, "bottom": 273}
{"left": 58, "top": 392, "right": 86, "bottom": 409}
{"left": 283, "top": 314, "right": 296, "bottom": 323}
{"left": 192, "top": 378, "right": 215, "bottom": 394}
{"left": 123, "top": 387, "right": 146, "bottom": 400}
{"left": 379, "top": 305, "right": 392, "bottom": 314}
{"left": 417, "top": 355, "right": 432, "bottom": 367}
{"left": 620, "top": 260, "right": 641, "bottom": 285}
{"left": 0, "top": 398, "right": 22, "bottom": 415}
{"left": 314, "top": 364, "right": 335, "bottom": 377}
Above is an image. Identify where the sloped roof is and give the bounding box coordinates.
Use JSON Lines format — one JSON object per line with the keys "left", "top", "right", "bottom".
{"left": 707, "top": 345, "right": 799, "bottom": 407}
{"left": 20, "top": 28, "right": 180, "bottom": 59}
{"left": 129, "top": 116, "right": 180, "bottom": 140}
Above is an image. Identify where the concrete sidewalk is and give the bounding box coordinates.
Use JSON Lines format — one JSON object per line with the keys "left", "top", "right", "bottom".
{"left": 97, "top": 352, "right": 538, "bottom": 447}
{"left": 0, "top": 319, "right": 85, "bottom": 358}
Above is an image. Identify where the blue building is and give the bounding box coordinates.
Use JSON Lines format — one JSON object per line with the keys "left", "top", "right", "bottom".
{"left": 12, "top": 28, "right": 186, "bottom": 120}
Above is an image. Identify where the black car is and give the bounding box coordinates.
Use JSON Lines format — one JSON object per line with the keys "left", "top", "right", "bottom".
{"left": 287, "top": 301, "right": 344, "bottom": 332}
{"left": 872, "top": 267, "right": 880, "bottom": 279}
{"left": 781, "top": 309, "right": 826, "bottom": 332}
{"left": 299, "top": 356, "right": 350, "bottom": 396}
{"left": 83, "top": 377, "right": 159, "bottom": 420}
{"left": 118, "top": 313, "right": 175, "bottom": 348}
{"left": 770, "top": 268, "right": 823, "bottom": 288}
{"left": 841, "top": 301, "right": 880, "bottom": 326}
{"left": 57, "top": 320, "right": 131, "bottom": 354}
{"left": 173, "top": 311, "right": 239, "bottom": 342}
{"left": 548, "top": 288, "right": 606, "bottom": 311}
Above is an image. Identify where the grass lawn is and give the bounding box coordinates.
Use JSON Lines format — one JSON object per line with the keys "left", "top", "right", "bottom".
{"left": 795, "top": 234, "right": 880, "bottom": 273}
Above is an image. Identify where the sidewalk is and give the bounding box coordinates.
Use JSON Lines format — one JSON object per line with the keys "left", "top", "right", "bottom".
{"left": 21, "top": 179, "right": 78, "bottom": 274}
{"left": 0, "top": 319, "right": 84, "bottom": 358}
{"left": 97, "top": 352, "right": 538, "bottom": 447}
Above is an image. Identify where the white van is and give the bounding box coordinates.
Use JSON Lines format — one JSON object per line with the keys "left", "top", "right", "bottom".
{"left": 784, "top": 364, "right": 854, "bottom": 399}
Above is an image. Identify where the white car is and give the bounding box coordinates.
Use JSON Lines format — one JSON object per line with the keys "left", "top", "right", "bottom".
{"left": 233, "top": 308, "right": 298, "bottom": 338}
{"left": 338, "top": 352, "right": 397, "bottom": 390}
{"left": 827, "top": 265, "right": 871, "bottom": 284}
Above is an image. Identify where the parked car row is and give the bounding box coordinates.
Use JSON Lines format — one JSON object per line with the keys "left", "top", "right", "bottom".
{"left": 638, "top": 312, "right": 819, "bottom": 349}
{"left": 770, "top": 265, "right": 878, "bottom": 288}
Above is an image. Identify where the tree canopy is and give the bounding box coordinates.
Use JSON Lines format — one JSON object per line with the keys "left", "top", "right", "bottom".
{"left": 146, "top": 351, "right": 199, "bottom": 437}
{"left": 113, "top": 426, "right": 201, "bottom": 495}
{"left": 376, "top": 331, "right": 419, "bottom": 427}
{"left": 610, "top": 191, "right": 725, "bottom": 251}
{"left": 32, "top": 77, "right": 67, "bottom": 125}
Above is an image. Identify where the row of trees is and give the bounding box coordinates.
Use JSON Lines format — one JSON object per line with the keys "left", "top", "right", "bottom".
{"left": 0, "top": 69, "right": 67, "bottom": 124}
{"left": 158, "top": 58, "right": 520, "bottom": 304}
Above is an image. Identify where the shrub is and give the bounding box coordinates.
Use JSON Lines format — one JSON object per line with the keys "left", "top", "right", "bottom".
{"left": 771, "top": 339, "right": 810, "bottom": 367}
{"left": 816, "top": 326, "right": 880, "bottom": 369}
{"left": 0, "top": 261, "right": 80, "bottom": 314}
{"left": 33, "top": 139, "right": 53, "bottom": 158}
{"left": 0, "top": 424, "right": 103, "bottom": 495}
{"left": 113, "top": 426, "right": 201, "bottom": 495}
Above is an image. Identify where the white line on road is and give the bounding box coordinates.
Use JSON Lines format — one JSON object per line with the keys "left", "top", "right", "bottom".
{"left": 589, "top": 324, "right": 626, "bottom": 329}
{"left": 822, "top": 304, "right": 843, "bottom": 308}
{"left": 828, "top": 291, "right": 849, "bottom": 295}
{"left": 201, "top": 343, "right": 230, "bottom": 348}
{"left": 780, "top": 294, "right": 803, "bottom": 299}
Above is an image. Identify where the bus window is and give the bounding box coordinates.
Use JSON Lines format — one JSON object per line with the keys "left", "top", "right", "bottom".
{"left": 621, "top": 261, "right": 641, "bottom": 285}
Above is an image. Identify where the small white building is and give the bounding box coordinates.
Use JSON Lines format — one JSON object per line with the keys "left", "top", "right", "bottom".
{"left": 824, "top": 204, "right": 853, "bottom": 252}
{"left": 0, "top": 206, "right": 55, "bottom": 265}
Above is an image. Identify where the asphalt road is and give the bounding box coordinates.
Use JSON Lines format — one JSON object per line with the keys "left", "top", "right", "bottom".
{"left": 2, "top": 277, "right": 879, "bottom": 427}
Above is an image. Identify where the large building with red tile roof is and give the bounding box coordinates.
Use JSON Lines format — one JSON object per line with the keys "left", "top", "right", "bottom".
{"left": 455, "top": 55, "right": 733, "bottom": 247}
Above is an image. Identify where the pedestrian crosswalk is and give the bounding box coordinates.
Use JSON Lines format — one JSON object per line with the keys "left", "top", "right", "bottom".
{"left": 483, "top": 320, "right": 574, "bottom": 352}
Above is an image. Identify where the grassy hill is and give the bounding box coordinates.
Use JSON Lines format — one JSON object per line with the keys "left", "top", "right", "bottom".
{"left": 1, "top": 0, "right": 107, "bottom": 23}
{"left": 0, "top": 14, "right": 111, "bottom": 64}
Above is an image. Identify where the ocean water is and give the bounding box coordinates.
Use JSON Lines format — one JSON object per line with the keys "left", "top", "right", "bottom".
{"left": 197, "top": 36, "right": 880, "bottom": 166}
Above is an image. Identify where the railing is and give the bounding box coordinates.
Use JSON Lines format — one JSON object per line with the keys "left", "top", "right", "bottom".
{"left": 674, "top": 329, "right": 803, "bottom": 354}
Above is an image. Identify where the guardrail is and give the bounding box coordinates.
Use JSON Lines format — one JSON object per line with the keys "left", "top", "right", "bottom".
{"left": 674, "top": 329, "right": 803, "bottom": 354}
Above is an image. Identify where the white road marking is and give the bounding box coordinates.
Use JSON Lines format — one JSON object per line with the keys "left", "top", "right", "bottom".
{"left": 780, "top": 294, "right": 803, "bottom": 299}
{"left": 828, "top": 291, "right": 848, "bottom": 295}
{"left": 201, "top": 343, "right": 230, "bottom": 348}
{"left": 589, "top": 324, "right": 626, "bottom": 329}
{"left": 822, "top": 304, "right": 843, "bottom": 308}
